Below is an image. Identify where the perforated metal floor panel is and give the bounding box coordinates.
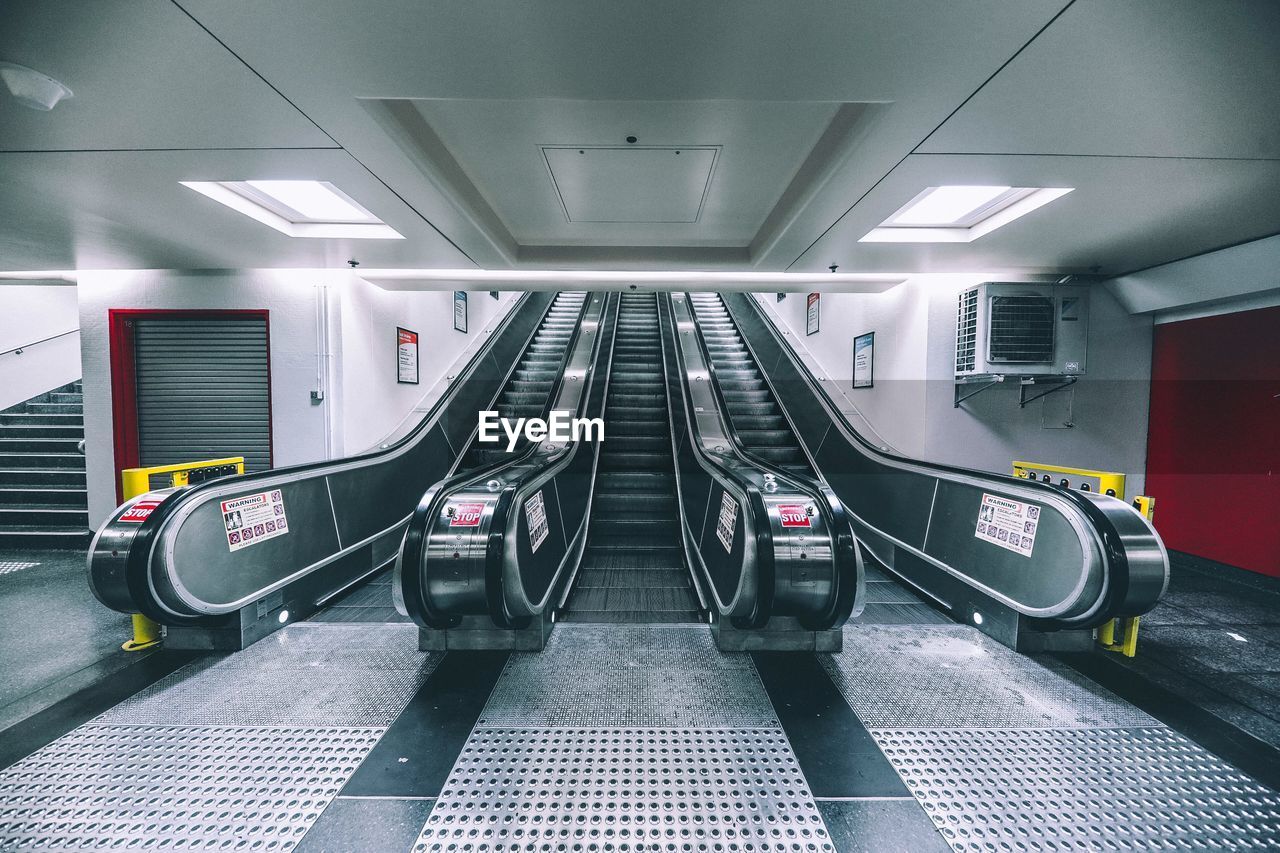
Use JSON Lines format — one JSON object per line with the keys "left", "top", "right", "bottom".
{"left": 872, "top": 727, "right": 1280, "bottom": 851}
{"left": 98, "top": 623, "right": 440, "bottom": 727}
{"left": 415, "top": 727, "right": 832, "bottom": 853}
{"left": 823, "top": 625, "right": 1156, "bottom": 728}
{"left": 479, "top": 624, "right": 778, "bottom": 727}
{"left": 0, "top": 724, "right": 381, "bottom": 852}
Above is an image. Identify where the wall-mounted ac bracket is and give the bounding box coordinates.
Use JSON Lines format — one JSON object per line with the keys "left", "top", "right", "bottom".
{"left": 953, "top": 373, "right": 1078, "bottom": 409}
{"left": 1018, "top": 375, "right": 1077, "bottom": 409}
{"left": 953, "top": 374, "right": 1006, "bottom": 408}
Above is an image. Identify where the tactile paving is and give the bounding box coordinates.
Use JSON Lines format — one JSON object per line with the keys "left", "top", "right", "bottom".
{"left": 98, "top": 624, "right": 439, "bottom": 727}
{"left": 0, "top": 724, "right": 381, "bottom": 851}
{"left": 871, "top": 726, "right": 1280, "bottom": 851}
{"left": 415, "top": 727, "right": 832, "bottom": 852}
{"left": 823, "top": 625, "right": 1157, "bottom": 728}
{"left": 478, "top": 624, "right": 778, "bottom": 727}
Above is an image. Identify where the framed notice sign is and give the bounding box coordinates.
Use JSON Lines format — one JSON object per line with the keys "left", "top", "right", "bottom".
{"left": 453, "top": 290, "right": 468, "bottom": 333}
{"left": 853, "top": 331, "right": 874, "bottom": 389}
{"left": 490, "top": 291, "right": 500, "bottom": 300}
{"left": 397, "top": 327, "right": 419, "bottom": 384}
{"left": 806, "top": 292, "right": 820, "bottom": 336}
{"left": 776, "top": 292, "right": 786, "bottom": 303}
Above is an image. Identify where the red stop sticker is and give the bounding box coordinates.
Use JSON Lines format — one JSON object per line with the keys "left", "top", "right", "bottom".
{"left": 119, "top": 498, "right": 163, "bottom": 523}
{"left": 449, "top": 503, "right": 485, "bottom": 526}
{"left": 778, "top": 504, "right": 811, "bottom": 528}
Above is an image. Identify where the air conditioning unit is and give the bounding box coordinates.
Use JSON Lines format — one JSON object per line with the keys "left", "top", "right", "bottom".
{"left": 954, "top": 282, "right": 1088, "bottom": 378}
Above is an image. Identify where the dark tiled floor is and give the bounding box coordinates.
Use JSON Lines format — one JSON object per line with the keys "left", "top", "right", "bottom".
{"left": 0, "top": 548, "right": 136, "bottom": 730}
{"left": 1108, "top": 551, "right": 1280, "bottom": 748}
{"left": 294, "top": 797, "right": 435, "bottom": 853}
{"left": 309, "top": 569, "right": 409, "bottom": 624}
{"left": 818, "top": 800, "right": 950, "bottom": 853}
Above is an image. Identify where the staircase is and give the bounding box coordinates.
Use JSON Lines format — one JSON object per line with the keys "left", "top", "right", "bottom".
{"left": 0, "top": 381, "right": 91, "bottom": 550}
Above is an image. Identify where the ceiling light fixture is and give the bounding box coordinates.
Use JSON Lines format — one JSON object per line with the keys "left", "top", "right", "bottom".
{"left": 0, "top": 61, "right": 73, "bottom": 111}
{"left": 180, "top": 180, "right": 402, "bottom": 239}
{"left": 861, "top": 185, "right": 1073, "bottom": 243}
{"left": 359, "top": 269, "right": 909, "bottom": 293}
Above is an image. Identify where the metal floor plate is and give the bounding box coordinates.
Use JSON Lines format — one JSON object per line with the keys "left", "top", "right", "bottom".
{"left": 478, "top": 624, "right": 778, "bottom": 727}
{"left": 872, "top": 726, "right": 1280, "bottom": 851}
{"left": 0, "top": 724, "right": 381, "bottom": 852}
{"left": 415, "top": 727, "right": 832, "bottom": 852}
{"left": 98, "top": 624, "right": 440, "bottom": 727}
{"left": 823, "top": 625, "right": 1157, "bottom": 728}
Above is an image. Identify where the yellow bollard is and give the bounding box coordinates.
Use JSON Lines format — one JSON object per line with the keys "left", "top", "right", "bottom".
{"left": 122, "top": 613, "right": 162, "bottom": 651}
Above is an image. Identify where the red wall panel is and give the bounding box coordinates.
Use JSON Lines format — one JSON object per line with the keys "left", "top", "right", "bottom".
{"left": 1146, "top": 305, "right": 1280, "bottom": 577}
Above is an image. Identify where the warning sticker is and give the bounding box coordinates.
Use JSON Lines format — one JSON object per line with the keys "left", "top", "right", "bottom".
{"left": 449, "top": 503, "right": 484, "bottom": 527}
{"left": 975, "top": 493, "right": 1040, "bottom": 557}
{"left": 119, "top": 498, "right": 163, "bottom": 523}
{"left": 525, "top": 489, "right": 549, "bottom": 553}
{"left": 716, "top": 491, "right": 738, "bottom": 552}
{"left": 222, "top": 490, "right": 289, "bottom": 552}
{"left": 778, "top": 504, "right": 811, "bottom": 528}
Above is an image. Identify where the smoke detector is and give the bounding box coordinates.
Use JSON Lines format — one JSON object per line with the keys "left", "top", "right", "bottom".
{"left": 0, "top": 62, "right": 73, "bottom": 111}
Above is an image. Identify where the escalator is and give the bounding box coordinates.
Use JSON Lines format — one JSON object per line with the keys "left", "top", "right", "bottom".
{"left": 86, "top": 291, "right": 591, "bottom": 648}
{"left": 688, "top": 294, "right": 813, "bottom": 475}
{"left": 707, "top": 291, "right": 1169, "bottom": 650}
{"left": 560, "top": 292, "right": 701, "bottom": 623}
{"left": 459, "top": 292, "right": 585, "bottom": 470}
{"left": 398, "top": 289, "right": 860, "bottom": 649}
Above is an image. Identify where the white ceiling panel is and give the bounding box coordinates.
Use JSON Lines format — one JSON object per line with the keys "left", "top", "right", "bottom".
{"left": 545, "top": 146, "right": 716, "bottom": 224}
{"left": 792, "top": 153, "right": 1280, "bottom": 275}
{"left": 0, "top": 0, "right": 332, "bottom": 151}
{"left": 921, "top": 0, "right": 1280, "bottom": 159}
{"left": 0, "top": 149, "right": 471, "bottom": 269}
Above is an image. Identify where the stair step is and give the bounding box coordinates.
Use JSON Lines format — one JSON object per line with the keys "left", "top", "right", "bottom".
{"left": 0, "top": 487, "right": 87, "bottom": 507}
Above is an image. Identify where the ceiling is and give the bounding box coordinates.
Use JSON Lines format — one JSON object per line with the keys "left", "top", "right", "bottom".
{"left": 0, "top": 0, "right": 1277, "bottom": 277}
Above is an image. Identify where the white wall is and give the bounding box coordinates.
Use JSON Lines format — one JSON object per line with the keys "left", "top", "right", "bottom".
{"left": 337, "top": 282, "right": 517, "bottom": 453}
{"left": 0, "top": 284, "right": 81, "bottom": 411}
{"left": 761, "top": 275, "right": 1154, "bottom": 493}
{"left": 78, "top": 270, "right": 516, "bottom": 527}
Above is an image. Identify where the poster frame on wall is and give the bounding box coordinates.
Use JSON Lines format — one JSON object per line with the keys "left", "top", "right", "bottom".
{"left": 853, "top": 331, "right": 874, "bottom": 389}
{"left": 806, "top": 292, "right": 820, "bottom": 336}
{"left": 397, "top": 326, "right": 419, "bottom": 385}
{"left": 453, "top": 290, "right": 468, "bottom": 333}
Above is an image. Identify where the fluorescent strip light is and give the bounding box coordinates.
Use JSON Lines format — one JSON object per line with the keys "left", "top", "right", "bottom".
{"left": 181, "top": 181, "right": 402, "bottom": 239}
{"left": 861, "top": 187, "right": 1073, "bottom": 243}
{"left": 359, "top": 269, "right": 910, "bottom": 292}
{"left": 889, "top": 186, "right": 1010, "bottom": 226}
{"left": 246, "top": 180, "right": 374, "bottom": 222}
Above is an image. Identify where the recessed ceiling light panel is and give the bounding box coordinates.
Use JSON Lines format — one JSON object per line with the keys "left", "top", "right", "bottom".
{"left": 181, "top": 180, "right": 402, "bottom": 239}
{"left": 862, "top": 185, "right": 1072, "bottom": 243}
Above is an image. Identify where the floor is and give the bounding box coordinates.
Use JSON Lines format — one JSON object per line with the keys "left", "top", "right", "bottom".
{"left": 2, "top": 552, "right": 1279, "bottom": 850}
{"left": 0, "top": 549, "right": 135, "bottom": 731}
{"left": 1108, "top": 551, "right": 1280, "bottom": 749}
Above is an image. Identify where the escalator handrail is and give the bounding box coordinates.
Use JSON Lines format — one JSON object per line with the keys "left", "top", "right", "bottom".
{"left": 671, "top": 293, "right": 861, "bottom": 629}
{"left": 398, "top": 292, "right": 612, "bottom": 628}
{"left": 658, "top": 292, "right": 771, "bottom": 625}
{"left": 734, "top": 292, "right": 1169, "bottom": 623}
